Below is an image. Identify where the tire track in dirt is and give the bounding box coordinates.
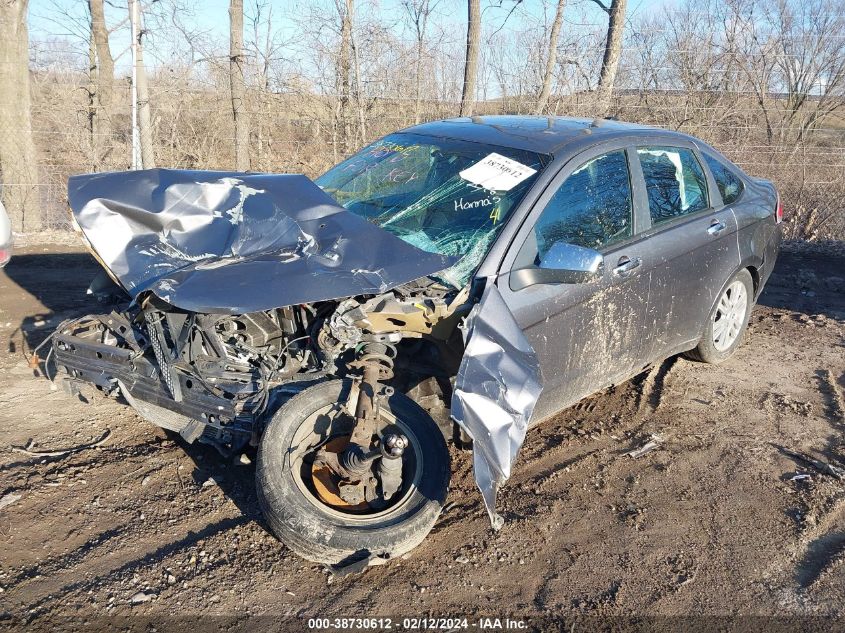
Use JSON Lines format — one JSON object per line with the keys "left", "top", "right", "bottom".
{"left": 777, "top": 366, "right": 845, "bottom": 592}
{"left": 816, "top": 368, "right": 845, "bottom": 427}
{"left": 16, "top": 515, "right": 254, "bottom": 620}
{"left": 793, "top": 486, "right": 845, "bottom": 589}
{"left": 797, "top": 526, "right": 845, "bottom": 589}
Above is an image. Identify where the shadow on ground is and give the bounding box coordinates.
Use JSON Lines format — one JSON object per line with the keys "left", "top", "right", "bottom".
{"left": 2, "top": 251, "right": 103, "bottom": 356}
{"left": 757, "top": 246, "right": 845, "bottom": 320}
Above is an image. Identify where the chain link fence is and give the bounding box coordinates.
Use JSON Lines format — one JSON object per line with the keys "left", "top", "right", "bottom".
{"left": 8, "top": 48, "right": 845, "bottom": 241}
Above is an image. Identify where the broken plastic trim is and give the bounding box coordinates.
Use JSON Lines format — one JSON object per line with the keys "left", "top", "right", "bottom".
{"left": 451, "top": 282, "right": 544, "bottom": 529}
{"left": 68, "top": 169, "right": 456, "bottom": 314}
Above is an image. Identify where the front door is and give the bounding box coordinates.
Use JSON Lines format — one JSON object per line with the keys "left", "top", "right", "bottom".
{"left": 496, "top": 147, "right": 652, "bottom": 423}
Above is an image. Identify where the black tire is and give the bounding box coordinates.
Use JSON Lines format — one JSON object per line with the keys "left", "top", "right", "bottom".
{"left": 686, "top": 268, "right": 754, "bottom": 364}
{"left": 256, "top": 379, "right": 450, "bottom": 565}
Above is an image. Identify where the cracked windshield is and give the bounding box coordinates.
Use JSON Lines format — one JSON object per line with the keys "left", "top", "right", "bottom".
{"left": 316, "top": 133, "right": 547, "bottom": 287}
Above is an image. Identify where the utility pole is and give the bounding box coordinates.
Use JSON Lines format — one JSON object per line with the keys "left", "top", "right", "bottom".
{"left": 129, "top": 0, "right": 141, "bottom": 169}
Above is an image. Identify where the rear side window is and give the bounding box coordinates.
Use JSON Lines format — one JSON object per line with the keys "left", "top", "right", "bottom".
{"left": 637, "top": 146, "right": 708, "bottom": 224}
{"left": 702, "top": 153, "right": 744, "bottom": 205}
{"left": 533, "top": 150, "right": 633, "bottom": 258}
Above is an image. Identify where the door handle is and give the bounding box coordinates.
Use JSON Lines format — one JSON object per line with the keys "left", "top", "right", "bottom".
{"left": 708, "top": 219, "right": 727, "bottom": 236}
{"left": 613, "top": 256, "right": 642, "bottom": 277}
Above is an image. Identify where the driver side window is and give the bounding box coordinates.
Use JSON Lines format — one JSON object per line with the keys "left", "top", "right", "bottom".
{"left": 533, "top": 150, "right": 633, "bottom": 260}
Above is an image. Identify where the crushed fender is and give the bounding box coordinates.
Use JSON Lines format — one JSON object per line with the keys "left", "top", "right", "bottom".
{"left": 451, "top": 282, "right": 544, "bottom": 529}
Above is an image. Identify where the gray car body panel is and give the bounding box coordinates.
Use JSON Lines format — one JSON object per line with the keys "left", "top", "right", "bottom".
{"left": 452, "top": 283, "right": 543, "bottom": 529}
{"left": 0, "top": 198, "right": 11, "bottom": 268}
{"left": 438, "top": 117, "right": 778, "bottom": 463}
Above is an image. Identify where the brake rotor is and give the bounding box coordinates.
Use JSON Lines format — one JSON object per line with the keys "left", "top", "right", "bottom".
{"left": 310, "top": 436, "right": 371, "bottom": 513}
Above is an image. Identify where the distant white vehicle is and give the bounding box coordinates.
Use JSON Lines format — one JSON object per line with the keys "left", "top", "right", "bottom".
{"left": 0, "top": 198, "right": 11, "bottom": 268}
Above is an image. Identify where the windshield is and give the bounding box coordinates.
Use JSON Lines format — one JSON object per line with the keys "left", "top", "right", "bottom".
{"left": 316, "top": 133, "right": 546, "bottom": 287}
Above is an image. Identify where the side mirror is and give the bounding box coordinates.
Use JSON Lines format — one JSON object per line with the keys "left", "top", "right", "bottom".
{"left": 510, "top": 242, "right": 604, "bottom": 290}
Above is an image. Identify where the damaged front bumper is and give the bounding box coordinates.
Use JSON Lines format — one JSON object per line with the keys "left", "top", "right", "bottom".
{"left": 53, "top": 315, "right": 263, "bottom": 452}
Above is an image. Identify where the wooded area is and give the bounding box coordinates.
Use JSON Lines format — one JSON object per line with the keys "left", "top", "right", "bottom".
{"left": 1, "top": 0, "right": 843, "bottom": 240}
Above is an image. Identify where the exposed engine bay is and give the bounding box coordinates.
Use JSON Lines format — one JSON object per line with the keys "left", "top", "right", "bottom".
{"left": 54, "top": 277, "right": 468, "bottom": 455}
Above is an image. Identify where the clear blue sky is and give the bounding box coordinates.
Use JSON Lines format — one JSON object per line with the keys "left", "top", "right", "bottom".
{"left": 28, "top": 0, "right": 678, "bottom": 72}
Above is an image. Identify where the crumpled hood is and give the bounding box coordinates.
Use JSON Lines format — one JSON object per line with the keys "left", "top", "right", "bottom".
{"left": 68, "top": 169, "right": 455, "bottom": 314}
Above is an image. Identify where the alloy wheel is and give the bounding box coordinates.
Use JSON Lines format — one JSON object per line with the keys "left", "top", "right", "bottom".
{"left": 712, "top": 280, "right": 748, "bottom": 352}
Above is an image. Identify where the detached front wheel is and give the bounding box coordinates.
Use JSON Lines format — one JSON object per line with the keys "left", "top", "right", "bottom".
{"left": 256, "top": 379, "right": 450, "bottom": 565}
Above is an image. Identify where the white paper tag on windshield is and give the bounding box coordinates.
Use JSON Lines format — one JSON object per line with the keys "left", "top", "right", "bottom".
{"left": 459, "top": 153, "right": 537, "bottom": 192}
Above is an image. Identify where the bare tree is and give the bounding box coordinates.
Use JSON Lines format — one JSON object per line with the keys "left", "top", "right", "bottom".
{"left": 459, "top": 0, "right": 481, "bottom": 116}
{"left": 402, "top": 0, "right": 440, "bottom": 123}
{"left": 15, "top": 0, "right": 845, "bottom": 241}
{"left": 0, "top": 0, "right": 40, "bottom": 231}
{"left": 88, "top": 0, "right": 114, "bottom": 143}
{"left": 590, "top": 0, "right": 627, "bottom": 115}
{"left": 336, "top": 0, "right": 354, "bottom": 152}
{"left": 769, "top": 0, "right": 845, "bottom": 143}
{"left": 86, "top": 24, "right": 99, "bottom": 169}
{"left": 535, "top": 0, "right": 566, "bottom": 114}
{"left": 248, "top": 0, "right": 274, "bottom": 92}
{"left": 351, "top": 20, "right": 367, "bottom": 146}
{"left": 230, "top": 0, "right": 250, "bottom": 170}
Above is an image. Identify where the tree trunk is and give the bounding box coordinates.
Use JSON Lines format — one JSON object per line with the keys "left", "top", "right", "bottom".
{"left": 229, "top": 0, "right": 250, "bottom": 170}
{"left": 459, "top": 0, "right": 481, "bottom": 116}
{"left": 338, "top": 0, "right": 353, "bottom": 154}
{"left": 87, "top": 32, "right": 98, "bottom": 169}
{"left": 352, "top": 28, "right": 367, "bottom": 146}
{"left": 414, "top": 37, "right": 424, "bottom": 124}
{"left": 535, "top": 0, "right": 566, "bottom": 115}
{"left": 0, "top": 0, "right": 40, "bottom": 232}
{"left": 596, "top": 0, "right": 627, "bottom": 116}
{"left": 403, "top": 0, "right": 434, "bottom": 124}
{"left": 88, "top": 0, "right": 113, "bottom": 155}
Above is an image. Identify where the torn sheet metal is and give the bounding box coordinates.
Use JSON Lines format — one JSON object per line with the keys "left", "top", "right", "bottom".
{"left": 451, "top": 282, "right": 543, "bottom": 529}
{"left": 68, "top": 169, "right": 455, "bottom": 314}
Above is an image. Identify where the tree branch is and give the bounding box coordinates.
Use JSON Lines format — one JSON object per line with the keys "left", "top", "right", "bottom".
{"left": 587, "top": 0, "right": 610, "bottom": 14}
{"left": 488, "top": 0, "right": 523, "bottom": 41}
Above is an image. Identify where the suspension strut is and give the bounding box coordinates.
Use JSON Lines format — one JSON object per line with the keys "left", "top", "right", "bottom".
{"left": 340, "top": 341, "right": 397, "bottom": 473}
{"left": 312, "top": 340, "right": 408, "bottom": 506}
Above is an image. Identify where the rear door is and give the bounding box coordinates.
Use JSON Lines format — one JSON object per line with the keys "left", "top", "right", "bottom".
{"left": 495, "top": 145, "right": 652, "bottom": 422}
{"left": 630, "top": 142, "right": 739, "bottom": 363}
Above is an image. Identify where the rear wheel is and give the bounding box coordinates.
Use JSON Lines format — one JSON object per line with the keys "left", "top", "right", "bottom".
{"left": 256, "top": 379, "right": 450, "bottom": 565}
{"left": 686, "top": 268, "right": 754, "bottom": 364}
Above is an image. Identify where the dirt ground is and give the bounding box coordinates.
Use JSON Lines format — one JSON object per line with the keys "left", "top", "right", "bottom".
{"left": 1, "top": 239, "right": 844, "bottom": 631}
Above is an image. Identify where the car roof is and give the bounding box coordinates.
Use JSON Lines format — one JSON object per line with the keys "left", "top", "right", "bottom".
{"left": 398, "top": 115, "right": 697, "bottom": 156}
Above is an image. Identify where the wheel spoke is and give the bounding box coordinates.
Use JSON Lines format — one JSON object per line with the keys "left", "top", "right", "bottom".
{"left": 713, "top": 318, "right": 728, "bottom": 343}
{"left": 730, "top": 322, "right": 740, "bottom": 340}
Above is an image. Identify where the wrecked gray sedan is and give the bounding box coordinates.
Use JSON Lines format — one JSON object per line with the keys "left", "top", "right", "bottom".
{"left": 53, "top": 116, "right": 781, "bottom": 565}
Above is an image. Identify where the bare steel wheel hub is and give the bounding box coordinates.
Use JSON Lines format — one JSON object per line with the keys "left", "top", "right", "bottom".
{"left": 310, "top": 435, "right": 372, "bottom": 512}
{"left": 288, "top": 402, "right": 423, "bottom": 520}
